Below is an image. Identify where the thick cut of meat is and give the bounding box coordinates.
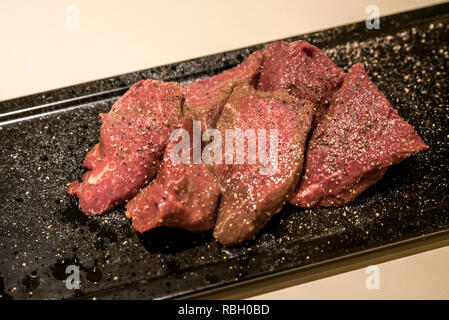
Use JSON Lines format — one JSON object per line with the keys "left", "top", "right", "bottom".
{"left": 213, "top": 85, "right": 314, "bottom": 246}
{"left": 257, "top": 40, "right": 344, "bottom": 124}
{"left": 183, "top": 50, "right": 263, "bottom": 129}
{"left": 124, "top": 52, "right": 262, "bottom": 234}
{"left": 290, "top": 64, "right": 429, "bottom": 207}
{"left": 124, "top": 52, "right": 262, "bottom": 233}
{"left": 67, "top": 80, "right": 183, "bottom": 215}
{"left": 125, "top": 120, "right": 221, "bottom": 232}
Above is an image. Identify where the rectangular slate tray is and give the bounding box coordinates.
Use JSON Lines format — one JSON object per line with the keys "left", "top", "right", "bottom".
{"left": 0, "top": 3, "right": 448, "bottom": 300}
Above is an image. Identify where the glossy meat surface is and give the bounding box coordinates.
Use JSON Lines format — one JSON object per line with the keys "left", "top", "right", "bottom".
{"left": 213, "top": 85, "right": 314, "bottom": 246}
{"left": 183, "top": 51, "right": 263, "bottom": 129}
{"left": 125, "top": 120, "right": 221, "bottom": 233}
{"left": 67, "top": 80, "right": 183, "bottom": 215}
{"left": 257, "top": 40, "right": 344, "bottom": 124}
{"left": 290, "top": 64, "right": 429, "bottom": 207}
{"left": 124, "top": 52, "right": 263, "bottom": 233}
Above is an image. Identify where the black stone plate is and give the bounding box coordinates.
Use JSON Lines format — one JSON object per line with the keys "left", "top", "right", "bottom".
{"left": 1, "top": 3, "right": 448, "bottom": 300}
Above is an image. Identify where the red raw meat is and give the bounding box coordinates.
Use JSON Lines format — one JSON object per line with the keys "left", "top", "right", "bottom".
{"left": 257, "top": 40, "right": 344, "bottom": 124}
{"left": 183, "top": 50, "right": 263, "bottom": 129}
{"left": 124, "top": 52, "right": 263, "bottom": 233}
{"left": 67, "top": 80, "right": 183, "bottom": 215}
{"left": 125, "top": 120, "right": 221, "bottom": 232}
{"left": 289, "top": 64, "right": 429, "bottom": 207}
{"left": 213, "top": 85, "right": 314, "bottom": 246}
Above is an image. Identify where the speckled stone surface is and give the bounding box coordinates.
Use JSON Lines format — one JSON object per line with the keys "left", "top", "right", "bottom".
{"left": 0, "top": 4, "right": 448, "bottom": 300}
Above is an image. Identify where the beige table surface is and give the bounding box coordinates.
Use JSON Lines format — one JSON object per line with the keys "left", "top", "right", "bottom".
{"left": 1, "top": 0, "right": 448, "bottom": 299}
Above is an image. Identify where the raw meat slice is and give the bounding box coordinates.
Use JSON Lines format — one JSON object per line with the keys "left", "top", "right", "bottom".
{"left": 183, "top": 50, "right": 263, "bottom": 129}
{"left": 290, "top": 64, "right": 429, "bottom": 207}
{"left": 257, "top": 40, "right": 344, "bottom": 124}
{"left": 125, "top": 120, "right": 221, "bottom": 232}
{"left": 67, "top": 80, "right": 183, "bottom": 215}
{"left": 213, "top": 85, "right": 314, "bottom": 246}
{"left": 125, "top": 52, "right": 263, "bottom": 233}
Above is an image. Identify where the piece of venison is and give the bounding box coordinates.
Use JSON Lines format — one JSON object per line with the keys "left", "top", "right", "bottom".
{"left": 67, "top": 80, "right": 183, "bottom": 215}
{"left": 289, "top": 64, "right": 429, "bottom": 208}
{"left": 183, "top": 50, "right": 263, "bottom": 130}
{"left": 125, "top": 120, "right": 221, "bottom": 233}
{"left": 124, "top": 52, "right": 263, "bottom": 233}
{"left": 257, "top": 40, "right": 344, "bottom": 125}
{"left": 213, "top": 85, "right": 314, "bottom": 246}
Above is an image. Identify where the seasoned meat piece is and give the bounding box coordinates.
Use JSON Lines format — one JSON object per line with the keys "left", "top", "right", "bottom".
{"left": 290, "top": 64, "right": 429, "bottom": 207}
{"left": 124, "top": 53, "right": 262, "bottom": 233}
{"left": 125, "top": 120, "right": 221, "bottom": 232}
{"left": 183, "top": 50, "right": 263, "bottom": 129}
{"left": 67, "top": 80, "right": 183, "bottom": 215}
{"left": 213, "top": 85, "right": 314, "bottom": 246}
{"left": 257, "top": 40, "right": 344, "bottom": 125}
